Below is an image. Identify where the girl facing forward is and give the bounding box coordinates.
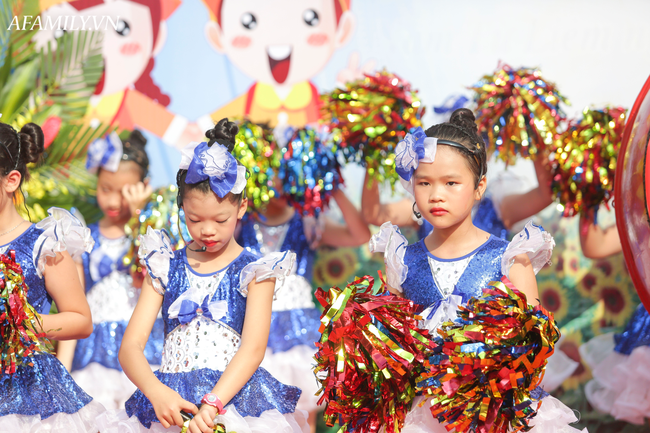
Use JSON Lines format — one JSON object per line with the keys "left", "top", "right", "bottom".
{"left": 370, "top": 109, "right": 586, "bottom": 432}
{"left": 97, "top": 118, "right": 308, "bottom": 432}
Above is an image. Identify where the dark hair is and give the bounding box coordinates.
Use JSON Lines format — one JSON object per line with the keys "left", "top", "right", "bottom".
{"left": 0, "top": 122, "right": 45, "bottom": 186}
{"left": 122, "top": 129, "right": 149, "bottom": 180}
{"left": 424, "top": 108, "right": 487, "bottom": 188}
{"left": 176, "top": 118, "right": 245, "bottom": 206}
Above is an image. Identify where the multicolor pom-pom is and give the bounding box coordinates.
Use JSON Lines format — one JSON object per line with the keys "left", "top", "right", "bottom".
{"left": 417, "top": 277, "right": 559, "bottom": 433}
{"left": 124, "top": 185, "right": 189, "bottom": 281}
{"left": 314, "top": 275, "right": 434, "bottom": 433}
{"left": 1, "top": 251, "right": 53, "bottom": 374}
{"left": 551, "top": 106, "right": 627, "bottom": 218}
{"left": 321, "top": 70, "right": 425, "bottom": 188}
{"left": 472, "top": 65, "right": 568, "bottom": 165}
{"left": 278, "top": 127, "right": 342, "bottom": 216}
{"left": 233, "top": 120, "right": 282, "bottom": 212}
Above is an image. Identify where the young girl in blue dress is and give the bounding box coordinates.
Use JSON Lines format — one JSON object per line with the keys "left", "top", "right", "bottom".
{"left": 370, "top": 109, "right": 585, "bottom": 432}
{"left": 57, "top": 130, "right": 165, "bottom": 410}
{"left": 97, "top": 118, "right": 308, "bottom": 433}
{"left": 0, "top": 122, "right": 105, "bottom": 431}
{"left": 236, "top": 175, "right": 370, "bottom": 431}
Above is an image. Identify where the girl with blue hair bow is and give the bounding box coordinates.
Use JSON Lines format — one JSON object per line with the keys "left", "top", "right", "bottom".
{"left": 99, "top": 118, "right": 309, "bottom": 433}
{"left": 369, "top": 108, "right": 585, "bottom": 432}
{"left": 57, "top": 130, "right": 165, "bottom": 411}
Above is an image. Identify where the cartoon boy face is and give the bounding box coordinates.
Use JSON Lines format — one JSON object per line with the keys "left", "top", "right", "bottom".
{"left": 206, "top": 0, "right": 354, "bottom": 88}
{"left": 35, "top": 0, "right": 163, "bottom": 96}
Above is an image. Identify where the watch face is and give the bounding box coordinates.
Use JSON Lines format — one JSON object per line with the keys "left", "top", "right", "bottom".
{"left": 206, "top": 395, "right": 217, "bottom": 403}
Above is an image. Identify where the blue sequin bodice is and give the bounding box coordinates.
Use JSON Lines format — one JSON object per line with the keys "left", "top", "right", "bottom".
{"left": 0, "top": 225, "right": 51, "bottom": 315}
{"left": 83, "top": 223, "right": 130, "bottom": 291}
{"left": 402, "top": 236, "right": 509, "bottom": 307}
{"left": 238, "top": 213, "right": 315, "bottom": 282}
{"left": 615, "top": 304, "right": 650, "bottom": 355}
{"left": 161, "top": 249, "right": 257, "bottom": 336}
{"left": 417, "top": 197, "right": 507, "bottom": 241}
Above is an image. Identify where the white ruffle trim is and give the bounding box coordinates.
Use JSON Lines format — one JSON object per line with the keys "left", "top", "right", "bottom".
{"left": 0, "top": 400, "right": 105, "bottom": 433}
{"left": 71, "top": 363, "right": 144, "bottom": 410}
{"left": 398, "top": 395, "right": 585, "bottom": 433}
{"left": 368, "top": 222, "right": 409, "bottom": 291}
{"left": 239, "top": 251, "right": 296, "bottom": 297}
{"left": 539, "top": 339, "right": 580, "bottom": 393}
{"left": 33, "top": 207, "right": 94, "bottom": 278}
{"left": 501, "top": 221, "right": 555, "bottom": 278}
{"left": 581, "top": 333, "right": 650, "bottom": 425}
{"left": 138, "top": 227, "right": 174, "bottom": 295}
{"left": 96, "top": 406, "right": 309, "bottom": 433}
{"left": 261, "top": 345, "right": 321, "bottom": 412}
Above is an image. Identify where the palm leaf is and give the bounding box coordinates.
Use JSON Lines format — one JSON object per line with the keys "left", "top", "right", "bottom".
{"left": 0, "top": 0, "right": 12, "bottom": 69}
{"left": 7, "top": 30, "right": 104, "bottom": 126}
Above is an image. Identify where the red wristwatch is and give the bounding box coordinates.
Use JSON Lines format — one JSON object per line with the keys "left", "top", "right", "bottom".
{"left": 201, "top": 393, "right": 226, "bottom": 414}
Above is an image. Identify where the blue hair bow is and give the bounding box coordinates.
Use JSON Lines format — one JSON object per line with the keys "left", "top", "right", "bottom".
{"left": 394, "top": 127, "right": 438, "bottom": 195}
{"left": 179, "top": 141, "right": 247, "bottom": 198}
{"left": 86, "top": 132, "right": 123, "bottom": 174}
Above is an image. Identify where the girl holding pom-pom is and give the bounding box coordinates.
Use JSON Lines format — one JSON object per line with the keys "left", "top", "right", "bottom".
{"left": 97, "top": 118, "right": 308, "bottom": 433}
{"left": 56, "top": 130, "right": 165, "bottom": 410}
{"left": 236, "top": 127, "right": 371, "bottom": 433}
{"left": 0, "top": 122, "right": 105, "bottom": 431}
{"left": 369, "top": 109, "right": 585, "bottom": 432}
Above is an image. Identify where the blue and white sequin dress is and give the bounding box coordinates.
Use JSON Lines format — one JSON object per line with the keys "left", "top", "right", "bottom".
{"left": 71, "top": 223, "right": 165, "bottom": 410}
{"left": 371, "top": 221, "right": 586, "bottom": 433}
{"left": 237, "top": 212, "right": 322, "bottom": 412}
{"left": 579, "top": 303, "right": 650, "bottom": 425}
{"left": 0, "top": 208, "right": 105, "bottom": 432}
{"left": 96, "top": 228, "right": 309, "bottom": 432}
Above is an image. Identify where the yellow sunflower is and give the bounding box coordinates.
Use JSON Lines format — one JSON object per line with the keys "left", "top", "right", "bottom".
{"left": 557, "top": 330, "right": 592, "bottom": 390}
{"left": 538, "top": 280, "right": 569, "bottom": 323}
{"left": 592, "top": 279, "right": 636, "bottom": 328}
{"left": 313, "top": 247, "right": 359, "bottom": 288}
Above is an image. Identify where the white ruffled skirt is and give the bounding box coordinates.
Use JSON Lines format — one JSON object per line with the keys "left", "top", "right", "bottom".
{"left": 96, "top": 406, "right": 310, "bottom": 433}
{"left": 581, "top": 332, "right": 650, "bottom": 425}
{"left": 71, "top": 363, "right": 138, "bottom": 410}
{"left": 397, "top": 395, "right": 586, "bottom": 433}
{"left": 261, "top": 345, "right": 320, "bottom": 412}
{"left": 0, "top": 401, "right": 106, "bottom": 433}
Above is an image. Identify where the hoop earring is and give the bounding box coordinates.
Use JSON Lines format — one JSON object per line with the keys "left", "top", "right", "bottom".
{"left": 412, "top": 202, "right": 421, "bottom": 219}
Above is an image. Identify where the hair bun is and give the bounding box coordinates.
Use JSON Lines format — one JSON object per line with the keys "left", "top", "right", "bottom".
{"left": 449, "top": 108, "right": 478, "bottom": 135}
{"left": 126, "top": 129, "right": 147, "bottom": 149}
{"left": 205, "top": 118, "right": 238, "bottom": 152}
{"left": 18, "top": 123, "right": 45, "bottom": 164}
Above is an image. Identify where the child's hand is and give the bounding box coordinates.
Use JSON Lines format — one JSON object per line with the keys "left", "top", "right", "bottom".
{"left": 122, "top": 182, "right": 153, "bottom": 218}
{"left": 187, "top": 405, "right": 219, "bottom": 433}
{"left": 148, "top": 384, "right": 198, "bottom": 428}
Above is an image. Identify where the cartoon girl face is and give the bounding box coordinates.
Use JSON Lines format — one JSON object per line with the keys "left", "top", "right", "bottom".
{"left": 35, "top": 0, "right": 163, "bottom": 97}
{"left": 206, "top": 0, "right": 354, "bottom": 87}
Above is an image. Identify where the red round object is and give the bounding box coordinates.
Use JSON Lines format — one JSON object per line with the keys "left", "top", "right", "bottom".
{"left": 615, "top": 74, "right": 650, "bottom": 313}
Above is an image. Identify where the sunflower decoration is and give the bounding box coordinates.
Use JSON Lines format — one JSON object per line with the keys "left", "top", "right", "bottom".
{"left": 312, "top": 246, "right": 359, "bottom": 288}
{"left": 538, "top": 280, "right": 570, "bottom": 324}
{"left": 592, "top": 279, "right": 635, "bottom": 328}
{"left": 232, "top": 120, "right": 282, "bottom": 213}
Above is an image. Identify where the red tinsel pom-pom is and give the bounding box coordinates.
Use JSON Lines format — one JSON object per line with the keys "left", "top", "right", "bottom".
{"left": 314, "top": 275, "right": 434, "bottom": 433}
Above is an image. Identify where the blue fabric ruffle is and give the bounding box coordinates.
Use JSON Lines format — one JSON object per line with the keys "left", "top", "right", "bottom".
{"left": 268, "top": 308, "right": 321, "bottom": 353}
{"left": 615, "top": 304, "right": 650, "bottom": 355}
{"left": 72, "top": 318, "right": 165, "bottom": 371}
{"left": 0, "top": 354, "right": 93, "bottom": 418}
{"left": 125, "top": 367, "right": 301, "bottom": 428}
